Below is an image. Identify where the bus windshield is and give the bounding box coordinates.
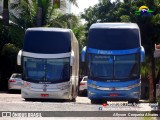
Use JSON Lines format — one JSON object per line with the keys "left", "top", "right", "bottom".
{"left": 23, "top": 57, "right": 70, "bottom": 83}
{"left": 88, "top": 53, "right": 140, "bottom": 81}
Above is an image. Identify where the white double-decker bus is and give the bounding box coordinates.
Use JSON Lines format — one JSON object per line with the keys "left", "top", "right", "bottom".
{"left": 17, "top": 28, "right": 79, "bottom": 101}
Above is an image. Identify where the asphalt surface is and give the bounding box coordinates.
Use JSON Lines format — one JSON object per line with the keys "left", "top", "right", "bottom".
{"left": 0, "top": 91, "right": 159, "bottom": 120}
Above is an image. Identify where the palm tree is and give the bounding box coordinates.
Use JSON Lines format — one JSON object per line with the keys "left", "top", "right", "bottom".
{"left": 10, "top": 0, "right": 86, "bottom": 46}
{"left": 10, "top": 0, "right": 79, "bottom": 27}
{"left": 36, "top": 0, "right": 78, "bottom": 27}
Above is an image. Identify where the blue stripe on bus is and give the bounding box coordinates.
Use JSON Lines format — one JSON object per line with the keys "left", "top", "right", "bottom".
{"left": 88, "top": 79, "right": 140, "bottom": 87}
{"left": 87, "top": 47, "right": 140, "bottom": 55}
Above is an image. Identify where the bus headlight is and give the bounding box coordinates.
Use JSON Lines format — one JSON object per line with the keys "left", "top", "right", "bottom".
{"left": 128, "top": 83, "right": 140, "bottom": 89}
{"left": 57, "top": 84, "right": 69, "bottom": 90}
{"left": 23, "top": 81, "right": 31, "bottom": 88}
{"left": 131, "top": 92, "right": 139, "bottom": 96}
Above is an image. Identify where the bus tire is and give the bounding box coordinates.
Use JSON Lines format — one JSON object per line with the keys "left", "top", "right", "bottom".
{"left": 91, "top": 99, "right": 106, "bottom": 104}
{"left": 78, "top": 91, "right": 82, "bottom": 96}
{"left": 134, "top": 99, "right": 139, "bottom": 103}
{"left": 71, "top": 98, "right": 76, "bottom": 102}
{"left": 8, "top": 89, "right": 12, "bottom": 93}
{"left": 24, "top": 98, "right": 31, "bottom": 101}
{"left": 128, "top": 99, "right": 139, "bottom": 104}
{"left": 91, "top": 99, "right": 97, "bottom": 104}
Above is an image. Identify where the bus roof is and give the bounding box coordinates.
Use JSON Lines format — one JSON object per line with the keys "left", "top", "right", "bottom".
{"left": 27, "top": 27, "right": 71, "bottom": 32}
{"left": 90, "top": 23, "right": 139, "bottom": 29}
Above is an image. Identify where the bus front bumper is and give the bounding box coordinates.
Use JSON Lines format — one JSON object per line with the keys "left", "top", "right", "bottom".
{"left": 88, "top": 86, "right": 140, "bottom": 101}
{"left": 21, "top": 88, "right": 70, "bottom": 100}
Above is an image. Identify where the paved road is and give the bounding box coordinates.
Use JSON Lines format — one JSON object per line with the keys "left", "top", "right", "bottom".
{"left": 0, "top": 91, "right": 159, "bottom": 120}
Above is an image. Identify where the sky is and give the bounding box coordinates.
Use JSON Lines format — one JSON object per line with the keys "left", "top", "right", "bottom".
{"left": 71, "top": 0, "right": 99, "bottom": 15}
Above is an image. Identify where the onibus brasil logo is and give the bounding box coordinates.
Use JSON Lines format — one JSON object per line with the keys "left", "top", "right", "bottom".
{"left": 135, "top": 6, "right": 154, "bottom": 16}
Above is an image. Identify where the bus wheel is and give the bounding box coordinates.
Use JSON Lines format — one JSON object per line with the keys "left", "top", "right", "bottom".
{"left": 24, "top": 98, "right": 31, "bottom": 101}
{"left": 8, "top": 89, "right": 12, "bottom": 93}
{"left": 91, "top": 99, "right": 98, "bottom": 104}
{"left": 134, "top": 99, "right": 139, "bottom": 103}
{"left": 91, "top": 99, "right": 106, "bottom": 104}
{"left": 128, "top": 99, "right": 139, "bottom": 104}
{"left": 78, "top": 91, "right": 82, "bottom": 96}
{"left": 71, "top": 98, "right": 76, "bottom": 102}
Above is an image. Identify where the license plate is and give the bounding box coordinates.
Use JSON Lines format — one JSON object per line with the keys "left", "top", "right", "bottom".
{"left": 41, "top": 94, "right": 49, "bottom": 97}
{"left": 109, "top": 93, "right": 118, "bottom": 97}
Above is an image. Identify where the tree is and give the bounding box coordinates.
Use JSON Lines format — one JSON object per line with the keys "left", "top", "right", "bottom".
{"left": 81, "top": 1, "right": 123, "bottom": 38}
{"left": 36, "top": 0, "right": 78, "bottom": 27}
{"left": 10, "top": 0, "right": 78, "bottom": 28}
{"left": 0, "top": 43, "right": 20, "bottom": 90}
{"left": 10, "top": 0, "right": 85, "bottom": 47}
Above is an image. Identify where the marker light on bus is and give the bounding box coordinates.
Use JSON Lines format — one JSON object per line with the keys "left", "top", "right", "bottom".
{"left": 128, "top": 83, "right": 140, "bottom": 89}
{"left": 57, "top": 84, "right": 69, "bottom": 90}
{"left": 88, "top": 84, "right": 98, "bottom": 89}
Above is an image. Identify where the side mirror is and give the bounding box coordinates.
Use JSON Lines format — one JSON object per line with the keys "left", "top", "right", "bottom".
{"left": 81, "top": 46, "right": 86, "bottom": 62}
{"left": 17, "top": 50, "right": 22, "bottom": 65}
{"left": 140, "top": 46, "right": 145, "bottom": 62}
{"left": 70, "top": 50, "right": 74, "bottom": 66}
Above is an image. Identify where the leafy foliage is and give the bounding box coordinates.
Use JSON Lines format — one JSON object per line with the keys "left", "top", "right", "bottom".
{"left": 1, "top": 43, "right": 19, "bottom": 55}
{"left": 9, "top": 0, "right": 86, "bottom": 48}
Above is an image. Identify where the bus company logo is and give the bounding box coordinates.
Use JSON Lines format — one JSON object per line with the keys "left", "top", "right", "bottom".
{"left": 112, "top": 87, "right": 115, "bottom": 91}
{"left": 43, "top": 84, "right": 48, "bottom": 92}
{"left": 135, "top": 6, "right": 154, "bottom": 16}
{"left": 109, "top": 87, "right": 115, "bottom": 91}
{"left": 98, "top": 50, "right": 112, "bottom": 55}
{"left": 99, "top": 107, "right": 103, "bottom": 111}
